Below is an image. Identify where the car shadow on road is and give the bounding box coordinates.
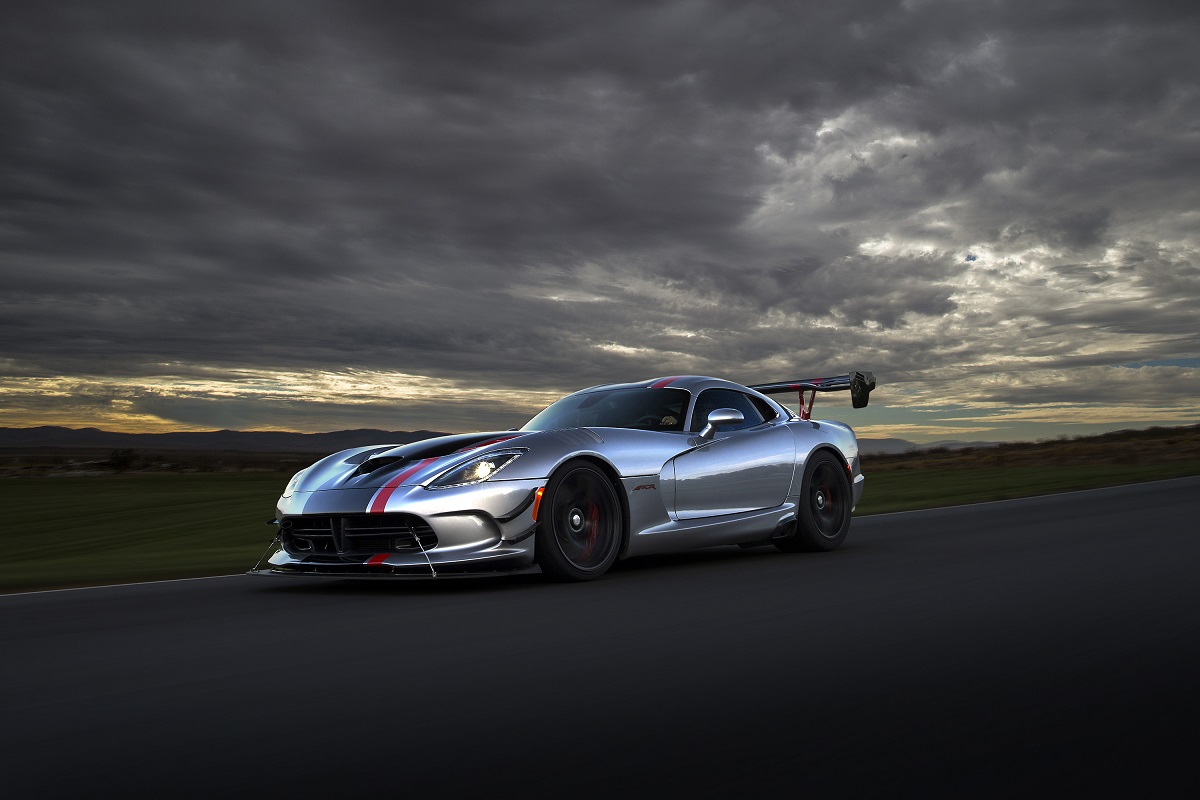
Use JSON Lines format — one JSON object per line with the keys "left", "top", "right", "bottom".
{"left": 247, "top": 543, "right": 801, "bottom": 596}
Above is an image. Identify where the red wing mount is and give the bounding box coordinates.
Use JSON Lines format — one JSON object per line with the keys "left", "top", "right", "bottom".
{"left": 749, "top": 371, "right": 876, "bottom": 421}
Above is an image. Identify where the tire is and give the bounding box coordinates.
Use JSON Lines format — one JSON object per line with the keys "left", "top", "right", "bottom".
{"left": 775, "top": 450, "right": 852, "bottom": 552}
{"left": 536, "top": 459, "right": 624, "bottom": 581}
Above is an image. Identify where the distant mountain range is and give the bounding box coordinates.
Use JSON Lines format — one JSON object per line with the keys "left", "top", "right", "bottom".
{"left": 857, "top": 438, "right": 919, "bottom": 455}
{"left": 858, "top": 438, "right": 1001, "bottom": 454}
{"left": 1, "top": 426, "right": 996, "bottom": 455}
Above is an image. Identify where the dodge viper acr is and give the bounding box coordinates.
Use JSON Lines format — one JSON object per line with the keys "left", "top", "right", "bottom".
{"left": 252, "top": 371, "right": 876, "bottom": 582}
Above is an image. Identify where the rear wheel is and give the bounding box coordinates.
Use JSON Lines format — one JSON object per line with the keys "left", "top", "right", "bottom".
{"left": 775, "top": 450, "right": 852, "bottom": 552}
{"left": 536, "top": 460, "right": 624, "bottom": 581}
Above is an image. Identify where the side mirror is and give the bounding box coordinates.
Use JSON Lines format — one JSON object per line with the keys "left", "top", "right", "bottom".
{"left": 699, "top": 408, "right": 744, "bottom": 440}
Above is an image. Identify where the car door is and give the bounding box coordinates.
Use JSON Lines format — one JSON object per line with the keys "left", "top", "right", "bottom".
{"left": 670, "top": 388, "right": 796, "bottom": 519}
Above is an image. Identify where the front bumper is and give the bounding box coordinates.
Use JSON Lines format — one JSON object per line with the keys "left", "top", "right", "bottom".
{"left": 253, "top": 478, "right": 543, "bottom": 578}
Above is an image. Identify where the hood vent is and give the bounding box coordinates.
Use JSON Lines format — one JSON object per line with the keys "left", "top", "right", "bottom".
{"left": 352, "top": 456, "right": 406, "bottom": 478}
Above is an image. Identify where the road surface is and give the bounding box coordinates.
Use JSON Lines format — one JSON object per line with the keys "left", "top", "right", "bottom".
{"left": 2, "top": 478, "right": 1198, "bottom": 797}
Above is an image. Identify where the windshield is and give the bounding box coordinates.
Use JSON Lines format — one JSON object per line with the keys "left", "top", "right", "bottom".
{"left": 522, "top": 388, "right": 689, "bottom": 432}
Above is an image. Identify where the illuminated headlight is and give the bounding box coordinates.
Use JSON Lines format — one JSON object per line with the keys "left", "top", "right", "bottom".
{"left": 282, "top": 468, "right": 307, "bottom": 498}
{"left": 428, "top": 449, "right": 526, "bottom": 489}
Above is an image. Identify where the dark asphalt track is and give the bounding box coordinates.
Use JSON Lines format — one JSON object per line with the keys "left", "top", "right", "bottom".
{"left": 2, "top": 477, "right": 1199, "bottom": 798}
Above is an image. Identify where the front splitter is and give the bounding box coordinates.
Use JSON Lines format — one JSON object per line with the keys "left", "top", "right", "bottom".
{"left": 246, "top": 562, "right": 541, "bottom": 580}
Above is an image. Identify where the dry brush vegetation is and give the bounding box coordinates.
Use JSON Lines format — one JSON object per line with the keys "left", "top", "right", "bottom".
{"left": 865, "top": 425, "right": 1200, "bottom": 472}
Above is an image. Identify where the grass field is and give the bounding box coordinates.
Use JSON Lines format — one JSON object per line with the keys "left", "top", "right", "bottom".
{"left": 0, "top": 473, "right": 284, "bottom": 594}
{"left": 853, "top": 461, "right": 1200, "bottom": 515}
{"left": 3, "top": 454, "right": 1199, "bottom": 593}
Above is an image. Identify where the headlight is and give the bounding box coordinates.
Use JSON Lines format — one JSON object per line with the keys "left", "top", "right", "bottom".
{"left": 282, "top": 468, "right": 307, "bottom": 498}
{"left": 428, "top": 449, "right": 526, "bottom": 489}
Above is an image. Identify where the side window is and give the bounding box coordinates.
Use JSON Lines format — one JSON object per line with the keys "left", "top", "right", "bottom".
{"left": 690, "top": 389, "right": 766, "bottom": 433}
{"left": 749, "top": 394, "right": 779, "bottom": 422}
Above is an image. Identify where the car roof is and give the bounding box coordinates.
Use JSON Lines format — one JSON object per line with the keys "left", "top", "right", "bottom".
{"left": 564, "top": 376, "right": 795, "bottom": 423}
{"left": 574, "top": 375, "right": 712, "bottom": 392}
{"left": 574, "top": 375, "right": 779, "bottom": 397}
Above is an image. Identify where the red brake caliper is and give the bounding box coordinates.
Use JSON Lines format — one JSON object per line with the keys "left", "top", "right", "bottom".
{"left": 580, "top": 503, "right": 600, "bottom": 560}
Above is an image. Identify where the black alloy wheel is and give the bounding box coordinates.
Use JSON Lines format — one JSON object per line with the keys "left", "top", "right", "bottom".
{"left": 536, "top": 460, "right": 624, "bottom": 581}
{"left": 775, "top": 450, "right": 852, "bottom": 552}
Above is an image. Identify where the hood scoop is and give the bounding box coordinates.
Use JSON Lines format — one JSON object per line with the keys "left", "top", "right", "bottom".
{"left": 375, "top": 431, "right": 525, "bottom": 463}
{"left": 338, "top": 432, "right": 526, "bottom": 487}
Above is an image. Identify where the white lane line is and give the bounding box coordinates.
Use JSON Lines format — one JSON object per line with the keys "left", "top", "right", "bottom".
{"left": 0, "top": 573, "right": 247, "bottom": 599}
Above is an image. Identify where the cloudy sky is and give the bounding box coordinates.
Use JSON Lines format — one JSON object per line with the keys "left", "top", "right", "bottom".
{"left": 2, "top": 0, "right": 1198, "bottom": 442}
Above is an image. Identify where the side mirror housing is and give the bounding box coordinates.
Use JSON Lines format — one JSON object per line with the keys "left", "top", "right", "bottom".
{"left": 699, "top": 408, "right": 744, "bottom": 440}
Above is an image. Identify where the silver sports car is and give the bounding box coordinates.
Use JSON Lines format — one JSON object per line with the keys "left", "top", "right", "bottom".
{"left": 252, "top": 371, "right": 876, "bottom": 581}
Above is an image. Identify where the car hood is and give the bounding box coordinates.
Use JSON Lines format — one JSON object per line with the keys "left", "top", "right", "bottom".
{"left": 287, "top": 431, "right": 538, "bottom": 493}
{"left": 285, "top": 425, "right": 696, "bottom": 497}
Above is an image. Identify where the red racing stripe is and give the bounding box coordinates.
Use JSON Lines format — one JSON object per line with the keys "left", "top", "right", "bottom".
{"left": 651, "top": 376, "right": 683, "bottom": 389}
{"left": 368, "top": 457, "right": 437, "bottom": 514}
{"left": 366, "top": 554, "right": 390, "bottom": 566}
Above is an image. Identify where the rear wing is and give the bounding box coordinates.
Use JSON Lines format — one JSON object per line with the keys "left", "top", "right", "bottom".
{"left": 749, "top": 371, "right": 876, "bottom": 421}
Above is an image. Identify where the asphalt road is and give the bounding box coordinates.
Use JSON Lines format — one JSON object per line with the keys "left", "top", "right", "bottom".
{"left": 2, "top": 477, "right": 1198, "bottom": 798}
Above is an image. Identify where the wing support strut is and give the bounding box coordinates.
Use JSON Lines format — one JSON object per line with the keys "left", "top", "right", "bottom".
{"left": 749, "top": 371, "right": 876, "bottom": 420}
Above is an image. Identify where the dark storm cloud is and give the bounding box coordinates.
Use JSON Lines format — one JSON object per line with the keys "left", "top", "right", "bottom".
{"left": 2, "top": 0, "right": 1199, "bottom": 431}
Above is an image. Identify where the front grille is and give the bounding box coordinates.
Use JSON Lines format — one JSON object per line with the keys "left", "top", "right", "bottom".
{"left": 280, "top": 514, "right": 437, "bottom": 558}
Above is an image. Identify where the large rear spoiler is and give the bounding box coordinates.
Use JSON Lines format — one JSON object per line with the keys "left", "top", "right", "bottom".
{"left": 749, "top": 371, "right": 876, "bottom": 421}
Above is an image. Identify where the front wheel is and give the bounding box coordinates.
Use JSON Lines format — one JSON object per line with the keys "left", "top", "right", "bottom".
{"left": 775, "top": 450, "right": 852, "bottom": 552}
{"left": 536, "top": 460, "right": 624, "bottom": 581}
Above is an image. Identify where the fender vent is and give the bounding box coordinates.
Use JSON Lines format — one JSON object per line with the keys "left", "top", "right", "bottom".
{"left": 549, "top": 428, "right": 605, "bottom": 447}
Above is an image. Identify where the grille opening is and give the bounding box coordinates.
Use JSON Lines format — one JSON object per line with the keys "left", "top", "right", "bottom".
{"left": 280, "top": 514, "right": 436, "bottom": 559}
